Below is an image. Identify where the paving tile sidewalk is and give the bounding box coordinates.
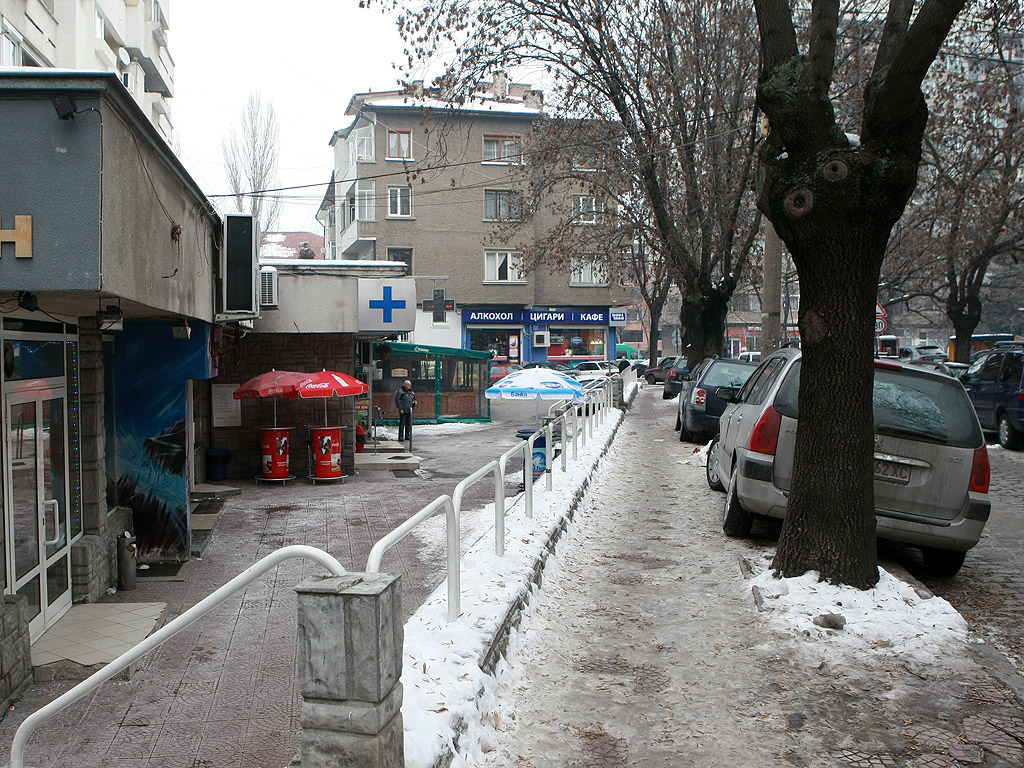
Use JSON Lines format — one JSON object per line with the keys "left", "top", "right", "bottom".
{"left": 0, "top": 410, "right": 535, "bottom": 768}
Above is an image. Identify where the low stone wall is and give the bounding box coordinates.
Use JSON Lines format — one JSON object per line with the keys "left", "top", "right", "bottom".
{"left": 0, "top": 597, "right": 33, "bottom": 711}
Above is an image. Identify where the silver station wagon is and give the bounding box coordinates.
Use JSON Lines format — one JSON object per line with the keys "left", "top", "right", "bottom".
{"left": 706, "top": 348, "right": 992, "bottom": 576}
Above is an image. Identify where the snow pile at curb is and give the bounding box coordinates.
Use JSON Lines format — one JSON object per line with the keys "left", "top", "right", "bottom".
{"left": 750, "top": 566, "right": 968, "bottom": 663}
{"left": 401, "top": 410, "right": 623, "bottom": 768}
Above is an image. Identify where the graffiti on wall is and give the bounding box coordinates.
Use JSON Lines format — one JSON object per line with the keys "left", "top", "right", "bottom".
{"left": 113, "top": 321, "right": 213, "bottom": 560}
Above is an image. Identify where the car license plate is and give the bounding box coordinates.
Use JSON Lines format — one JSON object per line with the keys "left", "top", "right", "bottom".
{"left": 874, "top": 458, "right": 911, "bottom": 484}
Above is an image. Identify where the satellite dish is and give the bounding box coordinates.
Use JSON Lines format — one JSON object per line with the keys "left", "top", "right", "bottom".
{"left": 118, "top": 47, "right": 131, "bottom": 67}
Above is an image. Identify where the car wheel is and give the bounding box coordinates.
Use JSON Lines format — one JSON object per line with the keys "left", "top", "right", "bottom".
{"left": 679, "top": 411, "right": 693, "bottom": 442}
{"left": 646, "top": 374, "right": 657, "bottom": 385}
{"left": 662, "top": 388, "right": 674, "bottom": 400}
{"left": 706, "top": 436, "right": 725, "bottom": 492}
{"left": 997, "top": 412, "right": 1023, "bottom": 450}
{"left": 723, "top": 470, "right": 753, "bottom": 536}
{"left": 674, "top": 410, "right": 681, "bottom": 431}
{"left": 921, "top": 547, "right": 967, "bottom": 577}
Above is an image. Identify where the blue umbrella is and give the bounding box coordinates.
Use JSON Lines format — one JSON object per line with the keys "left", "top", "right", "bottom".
{"left": 486, "top": 367, "right": 585, "bottom": 428}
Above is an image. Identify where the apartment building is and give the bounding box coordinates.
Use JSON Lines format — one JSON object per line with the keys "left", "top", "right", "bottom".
{"left": 318, "top": 78, "right": 632, "bottom": 366}
{"left": 0, "top": 0, "right": 173, "bottom": 139}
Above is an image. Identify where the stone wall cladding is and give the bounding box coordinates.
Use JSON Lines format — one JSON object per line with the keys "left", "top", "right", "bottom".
{"left": 71, "top": 508, "right": 133, "bottom": 603}
{"left": 214, "top": 333, "right": 358, "bottom": 480}
{"left": 0, "top": 597, "right": 32, "bottom": 711}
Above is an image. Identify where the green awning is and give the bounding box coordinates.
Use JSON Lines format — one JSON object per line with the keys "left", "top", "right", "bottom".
{"left": 374, "top": 341, "right": 491, "bottom": 360}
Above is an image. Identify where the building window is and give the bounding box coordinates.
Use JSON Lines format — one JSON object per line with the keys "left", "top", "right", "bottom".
{"left": 356, "top": 180, "right": 375, "bottom": 221}
{"left": 484, "top": 250, "right": 524, "bottom": 282}
{"left": 574, "top": 195, "right": 604, "bottom": 224}
{"left": 387, "top": 130, "right": 412, "bottom": 160}
{"left": 388, "top": 187, "right": 412, "bottom": 217}
{"left": 1, "top": 21, "right": 23, "bottom": 66}
{"left": 483, "top": 134, "right": 522, "bottom": 163}
{"left": 350, "top": 125, "right": 375, "bottom": 163}
{"left": 484, "top": 190, "right": 521, "bottom": 221}
{"left": 387, "top": 247, "right": 413, "bottom": 268}
{"left": 95, "top": 10, "right": 105, "bottom": 39}
{"left": 570, "top": 258, "right": 607, "bottom": 286}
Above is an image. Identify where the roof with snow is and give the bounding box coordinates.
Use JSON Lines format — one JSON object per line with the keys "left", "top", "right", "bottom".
{"left": 260, "top": 231, "right": 325, "bottom": 260}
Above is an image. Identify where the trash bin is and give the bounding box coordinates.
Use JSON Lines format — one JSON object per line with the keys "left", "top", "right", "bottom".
{"left": 117, "top": 531, "right": 137, "bottom": 591}
{"left": 355, "top": 424, "right": 366, "bottom": 453}
{"left": 206, "top": 449, "right": 229, "bottom": 481}
{"left": 516, "top": 429, "right": 557, "bottom": 482}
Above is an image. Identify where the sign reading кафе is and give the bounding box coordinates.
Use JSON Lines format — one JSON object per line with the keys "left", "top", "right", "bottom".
{"left": 462, "top": 309, "right": 610, "bottom": 323}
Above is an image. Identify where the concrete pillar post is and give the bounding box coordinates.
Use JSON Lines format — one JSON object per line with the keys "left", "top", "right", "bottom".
{"left": 295, "top": 573, "right": 404, "bottom": 768}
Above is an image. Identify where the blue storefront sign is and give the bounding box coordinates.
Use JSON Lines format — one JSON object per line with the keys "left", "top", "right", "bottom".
{"left": 463, "top": 309, "right": 609, "bottom": 323}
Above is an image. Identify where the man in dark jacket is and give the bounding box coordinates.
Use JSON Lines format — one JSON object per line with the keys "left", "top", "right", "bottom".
{"left": 395, "top": 379, "right": 416, "bottom": 441}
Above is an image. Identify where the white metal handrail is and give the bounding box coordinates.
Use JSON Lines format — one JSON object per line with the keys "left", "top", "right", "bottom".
{"left": 365, "top": 494, "right": 460, "bottom": 621}
{"left": 9, "top": 545, "right": 346, "bottom": 768}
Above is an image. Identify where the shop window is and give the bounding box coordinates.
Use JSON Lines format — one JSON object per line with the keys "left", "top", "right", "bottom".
{"left": 548, "top": 327, "right": 605, "bottom": 358}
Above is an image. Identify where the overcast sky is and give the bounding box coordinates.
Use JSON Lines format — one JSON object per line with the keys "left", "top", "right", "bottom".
{"left": 170, "top": 1, "right": 407, "bottom": 234}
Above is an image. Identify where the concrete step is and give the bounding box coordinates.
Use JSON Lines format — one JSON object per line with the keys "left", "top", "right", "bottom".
{"left": 354, "top": 451, "right": 420, "bottom": 471}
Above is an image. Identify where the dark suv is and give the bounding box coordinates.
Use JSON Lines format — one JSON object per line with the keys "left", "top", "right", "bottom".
{"left": 675, "top": 357, "right": 758, "bottom": 441}
{"left": 960, "top": 343, "right": 1024, "bottom": 449}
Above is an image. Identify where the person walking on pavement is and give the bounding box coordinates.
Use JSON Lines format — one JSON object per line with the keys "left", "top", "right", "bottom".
{"left": 395, "top": 379, "right": 416, "bottom": 441}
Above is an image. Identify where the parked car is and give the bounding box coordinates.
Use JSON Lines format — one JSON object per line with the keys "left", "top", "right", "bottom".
{"left": 899, "top": 345, "right": 950, "bottom": 363}
{"left": 662, "top": 358, "right": 692, "bottom": 400}
{"left": 706, "top": 348, "right": 991, "bottom": 575}
{"left": 489, "top": 363, "right": 524, "bottom": 385}
{"left": 675, "top": 357, "right": 758, "bottom": 438}
{"left": 523, "top": 361, "right": 579, "bottom": 377}
{"left": 644, "top": 356, "right": 678, "bottom": 385}
{"left": 737, "top": 351, "right": 761, "bottom": 363}
{"left": 572, "top": 360, "right": 618, "bottom": 383}
{"left": 960, "top": 342, "right": 1024, "bottom": 449}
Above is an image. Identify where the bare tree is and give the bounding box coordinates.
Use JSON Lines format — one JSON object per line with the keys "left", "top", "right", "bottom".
{"left": 390, "top": 0, "right": 763, "bottom": 367}
{"left": 755, "top": 0, "right": 970, "bottom": 587}
{"left": 222, "top": 92, "right": 282, "bottom": 233}
{"left": 880, "top": 3, "right": 1024, "bottom": 362}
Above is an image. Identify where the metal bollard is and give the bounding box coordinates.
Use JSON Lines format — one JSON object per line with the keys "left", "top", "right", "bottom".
{"left": 117, "top": 531, "right": 137, "bottom": 591}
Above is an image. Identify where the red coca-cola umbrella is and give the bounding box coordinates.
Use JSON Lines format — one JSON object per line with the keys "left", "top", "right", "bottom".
{"left": 233, "top": 370, "right": 312, "bottom": 399}
{"left": 233, "top": 370, "right": 313, "bottom": 425}
{"left": 283, "top": 370, "right": 369, "bottom": 425}
{"left": 282, "top": 370, "right": 368, "bottom": 399}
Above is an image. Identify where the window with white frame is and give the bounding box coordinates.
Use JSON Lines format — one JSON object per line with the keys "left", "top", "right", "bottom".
{"left": 484, "top": 189, "right": 521, "bottom": 221}
{"left": 571, "top": 257, "right": 607, "bottom": 286}
{"left": 387, "top": 130, "right": 412, "bottom": 160}
{"left": 1, "top": 27, "right": 21, "bottom": 67}
{"left": 356, "top": 180, "right": 376, "bottom": 221}
{"left": 484, "top": 250, "right": 524, "bottom": 282}
{"left": 388, "top": 186, "right": 412, "bottom": 217}
{"left": 573, "top": 195, "right": 604, "bottom": 224}
{"left": 95, "top": 10, "right": 105, "bottom": 39}
{"left": 483, "top": 134, "right": 523, "bottom": 163}
{"left": 350, "top": 125, "right": 375, "bottom": 163}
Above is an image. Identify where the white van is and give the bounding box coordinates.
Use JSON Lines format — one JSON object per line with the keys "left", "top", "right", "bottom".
{"left": 737, "top": 351, "right": 761, "bottom": 363}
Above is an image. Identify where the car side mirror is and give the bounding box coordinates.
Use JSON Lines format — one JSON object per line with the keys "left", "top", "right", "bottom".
{"left": 716, "top": 387, "right": 736, "bottom": 402}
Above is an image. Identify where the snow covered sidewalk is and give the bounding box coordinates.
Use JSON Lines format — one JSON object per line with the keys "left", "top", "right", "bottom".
{"left": 409, "top": 387, "right": 1019, "bottom": 768}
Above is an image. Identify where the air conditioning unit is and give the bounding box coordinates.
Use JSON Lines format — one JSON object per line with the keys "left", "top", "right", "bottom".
{"left": 259, "top": 266, "right": 279, "bottom": 308}
{"left": 533, "top": 330, "right": 550, "bottom": 347}
{"left": 217, "top": 213, "right": 259, "bottom": 320}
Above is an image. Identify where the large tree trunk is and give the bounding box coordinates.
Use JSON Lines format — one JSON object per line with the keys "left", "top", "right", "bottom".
{"left": 947, "top": 282, "right": 984, "bottom": 363}
{"left": 772, "top": 226, "right": 887, "bottom": 589}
